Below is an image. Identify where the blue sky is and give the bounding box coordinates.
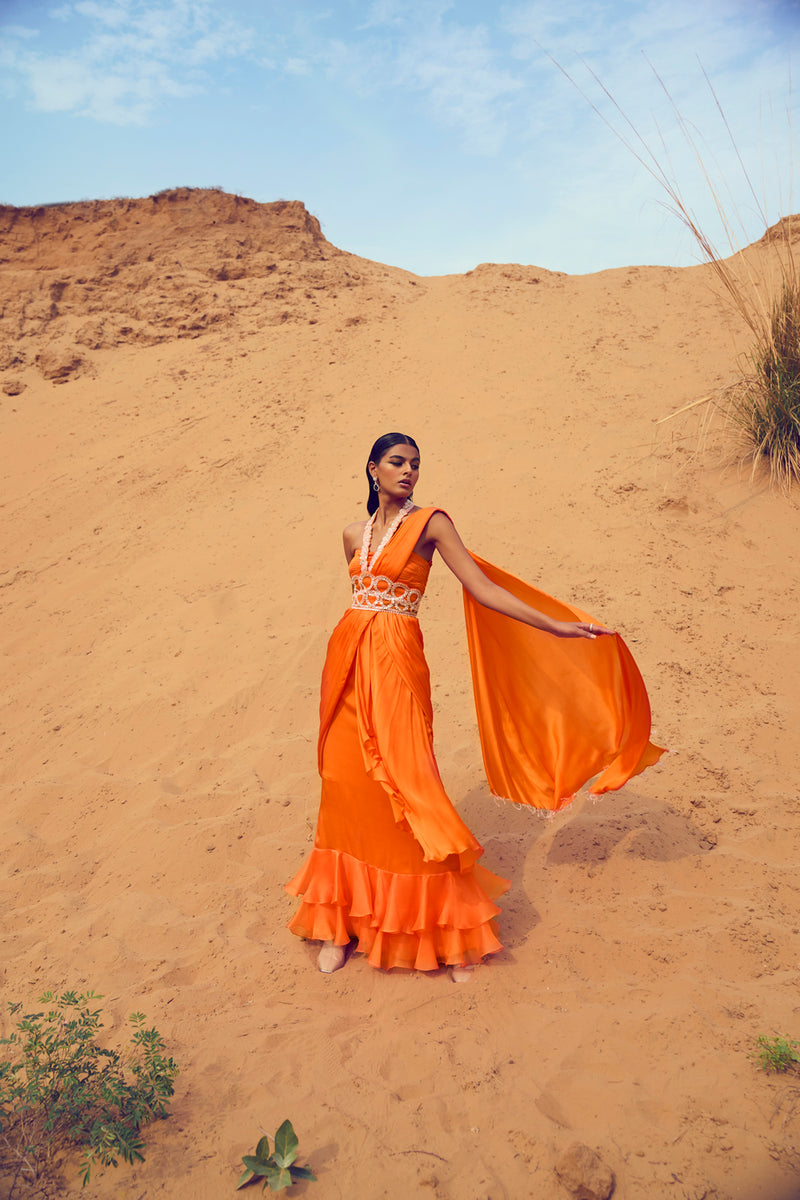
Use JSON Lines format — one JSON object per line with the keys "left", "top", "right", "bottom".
{"left": 1, "top": 0, "right": 799, "bottom": 275}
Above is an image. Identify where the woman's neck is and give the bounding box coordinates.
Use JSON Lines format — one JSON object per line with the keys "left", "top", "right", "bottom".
{"left": 374, "top": 497, "right": 409, "bottom": 526}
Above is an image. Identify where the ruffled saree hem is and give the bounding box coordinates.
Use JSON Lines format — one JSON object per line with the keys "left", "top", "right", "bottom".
{"left": 286, "top": 847, "right": 509, "bottom": 971}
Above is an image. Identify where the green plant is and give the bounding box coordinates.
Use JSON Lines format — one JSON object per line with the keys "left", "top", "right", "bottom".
{"left": 753, "top": 1034, "right": 800, "bottom": 1073}
{"left": 0, "top": 989, "right": 178, "bottom": 1195}
{"left": 237, "top": 1119, "right": 316, "bottom": 1192}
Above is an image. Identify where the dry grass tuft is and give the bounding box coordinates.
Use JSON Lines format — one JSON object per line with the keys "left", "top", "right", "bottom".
{"left": 729, "top": 277, "right": 800, "bottom": 489}
{"left": 552, "top": 53, "right": 800, "bottom": 491}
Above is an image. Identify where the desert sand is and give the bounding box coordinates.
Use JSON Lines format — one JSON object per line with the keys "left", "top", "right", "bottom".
{"left": 2, "top": 189, "right": 799, "bottom": 1200}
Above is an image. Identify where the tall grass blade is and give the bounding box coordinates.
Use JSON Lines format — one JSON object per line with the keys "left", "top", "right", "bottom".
{"left": 554, "top": 55, "right": 800, "bottom": 490}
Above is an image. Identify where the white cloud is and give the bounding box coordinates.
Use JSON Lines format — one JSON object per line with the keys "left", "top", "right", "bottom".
{"left": 23, "top": 43, "right": 196, "bottom": 122}
{"left": 4, "top": 0, "right": 254, "bottom": 124}
{"left": 360, "top": 0, "right": 454, "bottom": 29}
{"left": 1, "top": 25, "right": 40, "bottom": 38}
{"left": 298, "top": 3, "right": 525, "bottom": 154}
{"left": 258, "top": 0, "right": 798, "bottom": 174}
{"left": 73, "top": 1, "right": 133, "bottom": 28}
{"left": 393, "top": 22, "right": 522, "bottom": 153}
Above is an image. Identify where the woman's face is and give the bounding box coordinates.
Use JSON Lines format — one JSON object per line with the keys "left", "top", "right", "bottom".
{"left": 371, "top": 442, "right": 420, "bottom": 500}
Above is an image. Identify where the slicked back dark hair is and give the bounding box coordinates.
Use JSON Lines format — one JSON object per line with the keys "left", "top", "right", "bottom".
{"left": 366, "top": 433, "right": 420, "bottom": 515}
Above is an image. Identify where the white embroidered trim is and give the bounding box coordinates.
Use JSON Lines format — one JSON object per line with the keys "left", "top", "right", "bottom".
{"left": 351, "top": 572, "right": 422, "bottom": 617}
{"left": 360, "top": 498, "right": 414, "bottom": 572}
{"left": 492, "top": 796, "right": 557, "bottom": 818}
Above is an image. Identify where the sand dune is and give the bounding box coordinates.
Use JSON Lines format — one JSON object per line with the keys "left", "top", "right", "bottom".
{"left": 2, "top": 189, "right": 800, "bottom": 1199}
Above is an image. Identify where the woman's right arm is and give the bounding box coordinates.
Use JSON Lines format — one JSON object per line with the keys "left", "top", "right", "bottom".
{"left": 343, "top": 521, "right": 365, "bottom": 563}
{"left": 423, "top": 512, "right": 613, "bottom": 640}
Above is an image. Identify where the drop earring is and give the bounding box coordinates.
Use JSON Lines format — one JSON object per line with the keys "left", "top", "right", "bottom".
{"left": 372, "top": 478, "right": 380, "bottom": 492}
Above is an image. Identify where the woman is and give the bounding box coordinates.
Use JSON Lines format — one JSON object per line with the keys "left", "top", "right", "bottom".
{"left": 286, "top": 433, "right": 663, "bottom": 979}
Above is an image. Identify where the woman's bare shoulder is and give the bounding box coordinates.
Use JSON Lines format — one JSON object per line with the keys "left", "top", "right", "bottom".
{"left": 420, "top": 509, "right": 458, "bottom": 543}
{"left": 414, "top": 509, "right": 460, "bottom": 560}
{"left": 425, "top": 509, "right": 455, "bottom": 531}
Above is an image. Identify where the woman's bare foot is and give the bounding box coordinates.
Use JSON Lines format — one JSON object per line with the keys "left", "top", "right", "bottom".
{"left": 317, "top": 941, "right": 347, "bottom": 974}
{"left": 451, "top": 963, "right": 475, "bottom": 983}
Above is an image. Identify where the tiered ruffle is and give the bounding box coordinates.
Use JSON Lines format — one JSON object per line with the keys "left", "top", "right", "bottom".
{"left": 286, "top": 847, "right": 509, "bottom": 971}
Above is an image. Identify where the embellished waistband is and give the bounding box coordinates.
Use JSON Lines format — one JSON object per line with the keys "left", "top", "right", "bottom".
{"left": 351, "top": 572, "right": 422, "bottom": 617}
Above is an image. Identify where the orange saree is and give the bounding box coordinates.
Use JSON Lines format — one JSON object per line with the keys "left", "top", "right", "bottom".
{"left": 286, "top": 506, "right": 664, "bottom": 970}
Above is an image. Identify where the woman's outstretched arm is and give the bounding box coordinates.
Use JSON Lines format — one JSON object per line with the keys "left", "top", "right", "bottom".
{"left": 422, "top": 512, "right": 613, "bottom": 640}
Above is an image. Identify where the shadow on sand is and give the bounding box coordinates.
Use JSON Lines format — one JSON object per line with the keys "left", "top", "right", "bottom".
{"left": 545, "top": 789, "right": 715, "bottom": 868}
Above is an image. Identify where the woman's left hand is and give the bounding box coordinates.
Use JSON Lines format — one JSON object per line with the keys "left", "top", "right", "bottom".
{"left": 560, "top": 621, "right": 615, "bottom": 640}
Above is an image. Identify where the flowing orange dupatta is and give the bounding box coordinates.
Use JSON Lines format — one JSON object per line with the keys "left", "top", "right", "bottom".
{"left": 463, "top": 551, "right": 665, "bottom": 812}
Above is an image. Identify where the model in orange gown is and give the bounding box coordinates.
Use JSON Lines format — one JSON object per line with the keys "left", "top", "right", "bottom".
{"left": 286, "top": 439, "right": 664, "bottom": 975}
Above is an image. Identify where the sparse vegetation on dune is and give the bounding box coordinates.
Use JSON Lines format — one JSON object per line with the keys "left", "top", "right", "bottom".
{"left": 658, "top": 182, "right": 800, "bottom": 491}
{"left": 557, "top": 56, "right": 800, "bottom": 489}
{"left": 0, "top": 990, "right": 178, "bottom": 1196}
{"left": 729, "top": 273, "right": 800, "bottom": 490}
{"left": 753, "top": 1033, "right": 800, "bottom": 1073}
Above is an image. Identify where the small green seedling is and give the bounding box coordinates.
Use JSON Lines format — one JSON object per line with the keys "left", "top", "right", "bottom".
{"left": 237, "top": 1119, "right": 316, "bottom": 1192}
{"left": 753, "top": 1034, "right": 800, "bottom": 1073}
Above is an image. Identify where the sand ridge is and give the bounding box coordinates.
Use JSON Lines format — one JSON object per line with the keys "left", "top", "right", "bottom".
{"left": 2, "top": 190, "right": 800, "bottom": 1199}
